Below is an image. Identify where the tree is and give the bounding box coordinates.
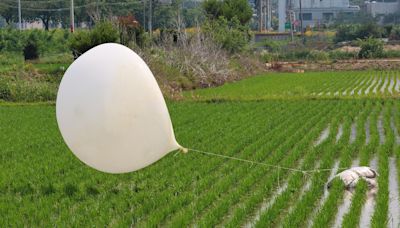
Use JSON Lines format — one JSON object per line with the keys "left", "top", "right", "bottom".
{"left": 0, "top": 2, "right": 17, "bottom": 25}
{"left": 357, "top": 37, "right": 384, "bottom": 59}
{"left": 22, "top": 1, "right": 67, "bottom": 30}
{"left": 203, "top": 0, "right": 252, "bottom": 25}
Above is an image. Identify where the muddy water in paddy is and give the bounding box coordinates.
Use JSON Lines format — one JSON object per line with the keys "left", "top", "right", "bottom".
{"left": 359, "top": 156, "right": 379, "bottom": 228}
{"left": 314, "top": 126, "right": 330, "bottom": 146}
{"left": 388, "top": 77, "right": 395, "bottom": 94}
{"left": 365, "top": 118, "right": 371, "bottom": 145}
{"left": 350, "top": 122, "right": 357, "bottom": 144}
{"left": 388, "top": 157, "right": 400, "bottom": 228}
{"left": 372, "top": 78, "right": 383, "bottom": 94}
{"left": 378, "top": 113, "right": 385, "bottom": 145}
{"left": 395, "top": 78, "right": 400, "bottom": 92}
{"left": 358, "top": 77, "right": 372, "bottom": 95}
{"left": 333, "top": 158, "right": 360, "bottom": 228}
{"left": 390, "top": 117, "right": 400, "bottom": 145}
{"left": 365, "top": 78, "right": 377, "bottom": 95}
{"left": 244, "top": 182, "right": 288, "bottom": 228}
{"left": 380, "top": 77, "right": 388, "bottom": 93}
{"left": 373, "top": 78, "right": 382, "bottom": 94}
{"left": 336, "top": 124, "right": 343, "bottom": 143}
{"left": 306, "top": 161, "right": 341, "bottom": 227}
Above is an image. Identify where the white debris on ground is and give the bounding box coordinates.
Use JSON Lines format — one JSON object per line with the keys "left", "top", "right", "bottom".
{"left": 328, "top": 166, "right": 378, "bottom": 190}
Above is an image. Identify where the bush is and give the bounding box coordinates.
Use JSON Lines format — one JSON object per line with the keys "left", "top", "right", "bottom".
{"left": 306, "top": 50, "right": 330, "bottom": 62}
{"left": 0, "top": 29, "right": 70, "bottom": 54}
{"left": 328, "top": 50, "right": 356, "bottom": 60}
{"left": 389, "top": 26, "right": 400, "bottom": 40}
{"left": 0, "top": 77, "right": 57, "bottom": 102}
{"left": 69, "top": 21, "right": 119, "bottom": 58}
{"left": 335, "top": 23, "right": 383, "bottom": 43}
{"left": 203, "top": 0, "right": 252, "bottom": 25}
{"left": 202, "top": 17, "right": 250, "bottom": 53}
{"left": 23, "top": 34, "right": 40, "bottom": 60}
{"left": 259, "top": 50, "right": 278, "bottom": 63}
{"left": 382, "top": 50, "right": 400, "bottom": 58}
{"left": 262, "top": 39, "right": 287, "bottom": 53}
{"left": 357, "top": 37, "right": 384, "bottom": 59}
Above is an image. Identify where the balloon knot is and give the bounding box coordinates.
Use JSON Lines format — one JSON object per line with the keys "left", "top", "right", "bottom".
{"left": 180, "top": 147, "right": 189, "bottom": 154}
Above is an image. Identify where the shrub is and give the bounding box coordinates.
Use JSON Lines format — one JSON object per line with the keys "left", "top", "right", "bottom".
{"left": 307, "top": 50, "right": 330, "bottom": 62}
{"left": 203, "top": 0, "right": 252, "bottom": 25}
{"left": 389, "top": 25, "right": 400, "bottom": 40}
{"left": 383, "top": 50, "right": 400, "bottom": 58}
{"left": 263, "top": 39, "right": 286, "bottom": 53}
{"left": 23, "top": 34, "right": 40, "bottom": 60}
{"left": 357, "top": 37, "right": 384, "bottom": 59}
{"left": 335, "top": 23, "right": 383, "bottom": 43}
{"left": 0, "top": 29, "right": 70, "bottom": 54}
{"left": 202, "top": 16, "right": 251, "bottom": 53}
{"left": 328, "top": 50, "right": 356, "bottom": 60}
{"left": 69, "top": 21, "right": 119, "bottom": 58}
{"left": 259, "top": 50, "right": 277, "bottom": 63}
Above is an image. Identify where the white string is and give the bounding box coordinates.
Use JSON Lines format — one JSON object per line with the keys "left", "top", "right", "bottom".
{"left": 186, "top": 148, "right": 349, "bottom": 175}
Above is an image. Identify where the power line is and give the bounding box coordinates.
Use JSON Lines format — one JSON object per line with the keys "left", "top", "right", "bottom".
{"left": 0, "top": 1, "right": 140, "bottom": 12}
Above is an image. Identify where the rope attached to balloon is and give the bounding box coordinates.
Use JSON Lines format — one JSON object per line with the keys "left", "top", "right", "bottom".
{"left": 181, "top": 147, "right": 349, "bottom": 175}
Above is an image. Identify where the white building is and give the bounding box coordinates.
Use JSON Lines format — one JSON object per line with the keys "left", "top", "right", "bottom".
{"left": 366, "top": 0, "right": 400, "bottom": 17}
{"left": 291, "top": 0, "right": 360, "bottom": 28}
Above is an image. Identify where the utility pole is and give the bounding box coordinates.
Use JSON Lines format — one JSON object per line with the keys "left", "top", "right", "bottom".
{"left": 148, "top": 0, "right": 152, "bottom": 36}
{"left": 258, "top": 0, "right": 262, "bottom": 32}
{"left": 18, "top": 0, "right": 22, "bottom": 30}
{"left": 299, "top": 0, "right": 303, "bottom": 36}
{"left": 143, "top": 0, "right": 146, "bottom": 31}
{"left": 266, "top": 0, "right": 271, "bottom": 30}
{"left": 70, "top": 0, "right": 75, "bottom": 33}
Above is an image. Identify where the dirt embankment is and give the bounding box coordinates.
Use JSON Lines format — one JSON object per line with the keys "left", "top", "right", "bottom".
{"left": 267, "top": 59, "right": 400, "bottom": 73}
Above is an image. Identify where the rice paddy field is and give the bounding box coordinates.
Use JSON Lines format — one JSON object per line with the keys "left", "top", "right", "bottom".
{"left": 1, "top": 71, "right": 400, "bottom": 227}
{"left": 188, "top": 71, "right": 400, "bottom": 100}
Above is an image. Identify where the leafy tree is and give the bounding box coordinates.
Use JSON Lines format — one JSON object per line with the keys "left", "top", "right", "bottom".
{"left": 203, "top": 0, "right": 252, "bottom": 25}
{"left": 69, "top": 21, "right": 118, "bottom": 58}
{"left": 335, "top": 23, "right": 383, "bottom": 43}
{"left": 203, "top": 16, "right": 250, "bottom": 53}
{"left": 0, "top": 1, "right": 17, "bottom": 25}
{"left": 357, "top": 37, "right": 384, "bottom": 59}
{"left": 390, "top": 25, "right": 400, "bottom": 40}
{"left": 22, "top": 1, "right": 68, "bottom": 30}
{"left": 23, "top": 33, "right": 40, "bottom": 60}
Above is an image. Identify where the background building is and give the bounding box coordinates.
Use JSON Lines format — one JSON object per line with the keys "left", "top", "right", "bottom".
{"left": 291, "top": 0, "right": 360, "bottom": 28}
{"left": 365, "top": 0, "right": 400, "bottom": 17}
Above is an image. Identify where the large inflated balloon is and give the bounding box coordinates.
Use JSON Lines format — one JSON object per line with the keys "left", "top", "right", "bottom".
{"left": 56, "top": 43, "right": 185, "bottom": 174}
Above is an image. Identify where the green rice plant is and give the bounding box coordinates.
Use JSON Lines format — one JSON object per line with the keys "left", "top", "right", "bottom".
{"left": 255, "top": 111, "right": 347, "bottom": 227}
{"left": 157, "top": 102, "right": 330, "bottom": 227}
{"left": 371, "top": 101, "right": 392, "bottom": 227}
{"left": 124, "top": 102, "right": 318, "bottom": 226}
{"left": 281, "top": 100, "right": 370, "bottom": 228}
{"left": 341, "top": 179, "right": 369, "bottom": 228}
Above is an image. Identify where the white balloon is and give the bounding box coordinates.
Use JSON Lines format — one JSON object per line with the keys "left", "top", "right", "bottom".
{"left": 56, "top": 43, "right": 184, "bottom": 174}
